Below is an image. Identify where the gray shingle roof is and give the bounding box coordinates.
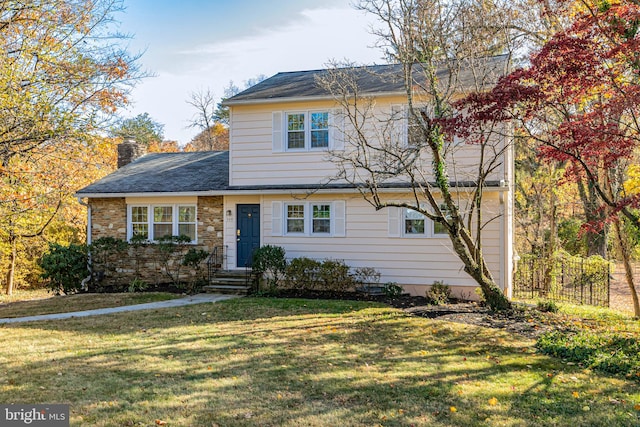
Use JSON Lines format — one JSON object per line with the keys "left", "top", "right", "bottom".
{"left": 76, "top": 151, "right": 229, "bottom": 195}
{"left": 224, "top": 56, "right": 509, "bottom": 105}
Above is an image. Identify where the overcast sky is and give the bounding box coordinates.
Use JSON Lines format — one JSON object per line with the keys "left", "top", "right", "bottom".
{"left": 117, "top": 0, "right": 385, "bottom": 144}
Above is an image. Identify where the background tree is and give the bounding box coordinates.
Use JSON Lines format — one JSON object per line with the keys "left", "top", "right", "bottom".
{"left": 185, "top": 89, "right": 229, "bottom": 151}
{"left": 0, "top": 0, "right": 144, "bottom": 294}
{"left": 110, "top": 113, "right": 165, "bottom": 146}
{"left": 212, "top": 76, "right": 267, "bottom": 124}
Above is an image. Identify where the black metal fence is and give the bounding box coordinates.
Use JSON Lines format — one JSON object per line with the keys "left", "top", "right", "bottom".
{"left": 513, "top": 254, "right": 611, "bottom": 307}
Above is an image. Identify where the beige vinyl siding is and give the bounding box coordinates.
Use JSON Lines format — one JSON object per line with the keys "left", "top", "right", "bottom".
{"left": 229, "top": 99, "right": 508, "bottom": 188}
{"left": 222, "top": 192, "right": 507, "bottom": 294}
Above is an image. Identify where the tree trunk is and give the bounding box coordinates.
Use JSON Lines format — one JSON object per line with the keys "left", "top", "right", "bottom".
{"left": 577, "top": 178, "right": 607, "bottom": 257}
{"left": 450, "top": 230, "right": 511, "bottom": 311}
{"left": 5, "top": 235, "right": 16, "bottom": 296}
{"left": 543, "top": 200, "right": 557, "bottom": 296}
{"left": 613, "top": 218, "right": 640, "bottom": 318}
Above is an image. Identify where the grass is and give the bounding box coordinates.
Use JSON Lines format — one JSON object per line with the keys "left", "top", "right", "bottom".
{"left": 0, "top": 297, "right": 638, "bottom": 426}
{"left": 0, "top": 290, "right": 178, "bottom": 318}
{"left": 524, "top": 300, "right": 640, "bottom": 378}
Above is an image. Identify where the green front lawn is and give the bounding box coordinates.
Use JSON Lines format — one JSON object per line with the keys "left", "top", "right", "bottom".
{"left": 0, "top": 297, "right": 638, "bottom": 426}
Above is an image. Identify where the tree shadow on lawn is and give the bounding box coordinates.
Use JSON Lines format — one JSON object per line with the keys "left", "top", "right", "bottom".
{"left": 2, "top": 298, "right": 639, "bottom": 426}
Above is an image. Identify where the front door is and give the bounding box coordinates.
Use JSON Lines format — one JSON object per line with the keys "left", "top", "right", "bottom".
{"left": 236, "top": 204, "right": 260, "bottom": 268}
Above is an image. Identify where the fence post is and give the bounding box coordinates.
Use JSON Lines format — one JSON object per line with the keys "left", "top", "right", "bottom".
{"left": 580, "top": 258, "right": 584, "bottom": 304}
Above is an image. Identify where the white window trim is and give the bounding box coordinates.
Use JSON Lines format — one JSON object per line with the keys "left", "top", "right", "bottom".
{"left": 127, "top": 204, "right": 198, "bottom": 243}
{"left": 284, "top": 110, "right": 331, "bottom": 152}
{"left": 283, "top": 201, "right": 335, "bottom": 237}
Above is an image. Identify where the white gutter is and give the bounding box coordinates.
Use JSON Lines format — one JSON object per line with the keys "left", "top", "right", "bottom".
{"left": 75, "top": 185, "right": 508, "bottom": 199}
{"left": 76, "top": 197, "right": 92, "bottom": 291}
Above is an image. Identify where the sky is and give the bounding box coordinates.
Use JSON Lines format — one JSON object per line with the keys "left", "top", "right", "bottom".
{"left": 117, "top": 0, "right": 385, "bottom": 145}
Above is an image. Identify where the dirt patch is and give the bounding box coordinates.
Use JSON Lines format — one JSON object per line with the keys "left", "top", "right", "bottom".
{"left": 609, "top": 262, "right": 640, "bottom": 315}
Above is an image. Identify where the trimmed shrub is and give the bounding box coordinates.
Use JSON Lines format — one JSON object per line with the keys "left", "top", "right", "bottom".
{"left": 317, "top": 259, "right": 355, "bottom": 292}
{"left": 284, "top": 257, "right": 355, "bottom": 292}
{"left": 383, "top": 282, "right": 403, "bottom": 297}
{"left": 285, "top": 257, "right": 321, "bottom": 290}
{"left": 40, "top": 243, "right": 89, "bottom": 295}
{"left": 253, "top": 245, "right": 287, "bottom": 290}
{"left": 353, "top": 266, "right": 381, "bottom": 286}
{"left": 427, "top": 281, "right": 451, "bottom": 305}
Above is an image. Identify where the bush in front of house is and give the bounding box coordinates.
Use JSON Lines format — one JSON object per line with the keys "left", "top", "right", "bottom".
{"left": 317, "top": 259, "right": 355, "bottom": 292}
{"left": 283, "top": 257, "right": 360, "bottom": 293}
{"left": 426, "top": 281, "right": 451, "bottom": 305}
{"left": 252, "top": 245, "right": 287, "bottom": 291}
{"left": 284, "top": 256, "right": 321, "bottom": 290}
{"left": 40, "top": 243, "right": 89, "bottom": 295}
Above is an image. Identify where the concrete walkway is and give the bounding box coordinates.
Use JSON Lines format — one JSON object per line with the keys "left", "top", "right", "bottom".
{"left": 0, "top": 293, "right": 239, "bottom": 324}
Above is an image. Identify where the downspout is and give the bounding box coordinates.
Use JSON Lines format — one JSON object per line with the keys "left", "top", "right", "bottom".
{"left": 77, "top": 197, "right": 92, "bottom": 291}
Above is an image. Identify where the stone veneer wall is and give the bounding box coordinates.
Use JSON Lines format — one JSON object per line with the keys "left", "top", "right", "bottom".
{"left": 88, "top": 196, "right": 224, "bottom": 288}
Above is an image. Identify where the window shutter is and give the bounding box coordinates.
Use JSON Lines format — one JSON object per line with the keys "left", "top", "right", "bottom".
{"left": 330, "top": 109, "right": 345, "bottom": 151}
{"left": 272, "top": 112, "right": 283, "bottom": 152}
{"left": 271, "top": 201, "right": 283, "bottom": 236}
{"left": 333, "top": 200, "right": 346, "bottom": 237}
{"left": 388, "top": 206, "right": 401, "bottom": 237}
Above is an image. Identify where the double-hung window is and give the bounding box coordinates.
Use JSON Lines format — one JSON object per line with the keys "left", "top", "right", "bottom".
{"left": 398, "top": 204, "right": 450, "bottom": 238}
{"left": 433, "top": 204, "right": 451, "bottom": 236}
{"left": 286, "top": 204, "right": 305, "bottom": 233}
{"left": 404, "top": 209, "right": 425, "bottom": 235}
{"left": 284, "top": 202, "right": 332, "bottom": 235}
{"left": 131, "top": 206, "right": 149, "bottom": 239}
{"left": 128, "top": 204, "right": 197, "bottom": 243}
{"left": 286, "top": 111, "right": 329, "bottom": 150}
{"left": 312, "top": 204, "right": 331, "bottom": 233}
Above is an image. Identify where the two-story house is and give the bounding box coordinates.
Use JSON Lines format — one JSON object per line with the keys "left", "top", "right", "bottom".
{"left": 76, "top": 59, "right": 514, "bottom": 298}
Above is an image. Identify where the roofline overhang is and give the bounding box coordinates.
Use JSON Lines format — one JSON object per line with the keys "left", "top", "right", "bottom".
{"left": 75, "top": 181, "right": 509, "bottom": 199}
{"left": 222, "top": 91, "right": 407, "bottom": 107}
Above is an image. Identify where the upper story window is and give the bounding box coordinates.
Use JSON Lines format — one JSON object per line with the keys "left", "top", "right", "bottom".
{"left": 128, "top": 204, "right": 197, "bottom": 243}
{"left": 286, "top": 111, "right": 329, "bottom": 150}
{"left": 273, "top": 110, "right": 343, "bottom": 153}
{"left": 310, "top": 112, "right": 329, "bottom": 148}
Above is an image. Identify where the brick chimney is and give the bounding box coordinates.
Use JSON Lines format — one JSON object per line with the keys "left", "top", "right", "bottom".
{"left": 117, "top": 139, "right": 146, "bottom": 168}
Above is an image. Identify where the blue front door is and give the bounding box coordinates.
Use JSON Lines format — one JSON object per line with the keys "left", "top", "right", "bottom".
{"left": 236, "top": 204, "right": 260, "bottom": 268}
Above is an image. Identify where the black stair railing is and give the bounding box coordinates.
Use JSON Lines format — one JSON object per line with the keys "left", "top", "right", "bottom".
{"left": 207, "top": 246, "right": 225, "bottom": 284}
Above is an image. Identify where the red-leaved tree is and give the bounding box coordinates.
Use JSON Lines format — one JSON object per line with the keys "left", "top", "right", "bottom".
{"left": 459, "top": 0, "right": 640, "bottom": 316}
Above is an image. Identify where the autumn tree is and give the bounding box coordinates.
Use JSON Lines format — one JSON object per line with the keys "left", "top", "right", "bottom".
{"left": 0, "top": 0, "right": 144, "bottom": 294}
{"left": 185, "top": 89, "right": 229, "bottom": 151}
{"left": 184, "top": 122, "right": 229, "bottom": 152}
{"left": 461, "top": 0, "right": 640, "bottom": 315}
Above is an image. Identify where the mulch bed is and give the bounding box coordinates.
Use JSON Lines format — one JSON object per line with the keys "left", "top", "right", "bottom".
{"left": 274, "top": 289, "right": 556, "bottom": 340}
